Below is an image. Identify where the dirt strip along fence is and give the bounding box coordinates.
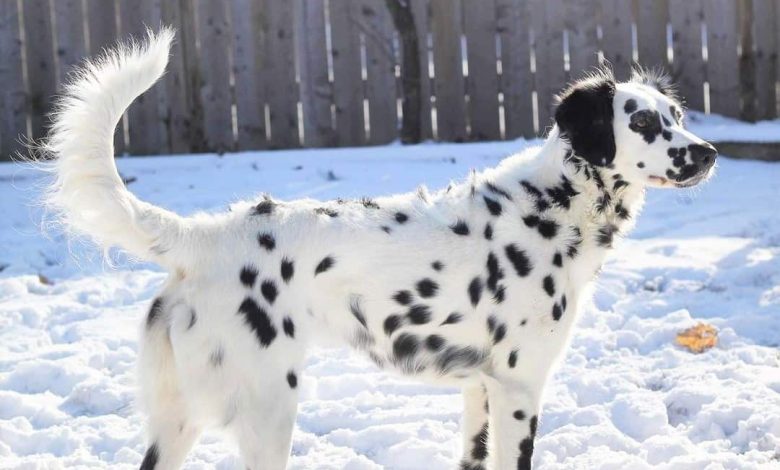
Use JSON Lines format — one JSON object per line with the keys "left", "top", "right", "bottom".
{"left": 0, "top": 0, "right": 778, "bottom": 161}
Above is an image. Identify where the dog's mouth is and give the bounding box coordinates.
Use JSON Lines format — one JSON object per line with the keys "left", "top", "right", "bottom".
{"left": 649, "top": 166, "right": 714, "bottom": 188}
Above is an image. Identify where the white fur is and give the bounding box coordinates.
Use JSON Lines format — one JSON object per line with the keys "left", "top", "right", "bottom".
{"left": 43, "top": 31, "right": 715, "bottom": 470}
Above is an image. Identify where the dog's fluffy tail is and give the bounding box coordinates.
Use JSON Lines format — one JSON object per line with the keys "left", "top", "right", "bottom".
{"left": 43, "top": 28, "right": 188, "bottom": 269}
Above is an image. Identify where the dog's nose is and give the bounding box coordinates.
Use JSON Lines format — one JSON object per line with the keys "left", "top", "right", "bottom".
{"left": 688, "top": 143, "right": 718, "bottom": 167}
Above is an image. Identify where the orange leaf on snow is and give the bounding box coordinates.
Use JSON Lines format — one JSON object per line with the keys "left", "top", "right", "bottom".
{"left": 675, "top": 323, "right": 718, "bottom": 353}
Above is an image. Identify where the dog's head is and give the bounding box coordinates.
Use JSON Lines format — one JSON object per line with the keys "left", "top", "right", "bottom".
{"left": 555, "top": 68, "right": 717, "bottom": 188}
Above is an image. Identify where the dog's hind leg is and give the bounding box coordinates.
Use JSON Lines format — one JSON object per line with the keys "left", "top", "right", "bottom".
{"left": 459, "top": 383, "right": 490, "bottom": 470}
{"left": 483, "top": 377, "right": 540, "bottom": 470}
{"left": 138, "top": 311, "right": 201, "bottom": 469}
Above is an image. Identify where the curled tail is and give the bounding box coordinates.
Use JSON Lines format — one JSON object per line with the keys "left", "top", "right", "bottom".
{"left": 43, "top": 28, "right": 188, "bottom": 269}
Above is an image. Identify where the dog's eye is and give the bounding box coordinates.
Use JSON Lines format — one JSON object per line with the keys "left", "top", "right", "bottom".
{"left": 634, "top": 117, "right": 648, "bottom": 128}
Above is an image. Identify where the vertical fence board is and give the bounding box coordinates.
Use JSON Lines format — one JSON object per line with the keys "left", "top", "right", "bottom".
{"left": 430, "top": 0, "right": 466, "bottom": 141}
{"left": 0, "top": 0, "right": 26, "bottom": 160}
{"left": 705, "top": 0, "right": 740, "bottom": 117}
{"left": 599, "top": 0, "right": 633, "bottom": 80}
{"left": 119, "top": 0, "right": 168, "bottom": 155}
{"left": 330, "top": 0, "right": 365, "bottom": 146}
{"left": 635, "top": 0, "right": 669, "bottom": 71}
{"left": 463, "top": 0, "right": 500, "bottom": 141}
{"left": 232, "top": 0, "right": 267, "bottom": 150}
{"left": 750, "top": 0, "right": 777, "bottom": 120}
{"left": 53, "top": 0, "right": 87, "bottom": 83}
{"left": 23, "top": 0, "right": 56, "bottom": 142}
{"left": 565, "top": 0, "right": 600, "bottom": 77}
{"left": 298, "top": 0, "right": 335, "bottom": 147}
{"left": 531, "top": 0, "right": 566, "bottom": 134}
{"left": 196, "top": 0, "right": 234, "bottom": 153}
{"left": 411, "top": 0, "right": 432, "bottom": 140}
{"left": 497, "top": 0, "right": 533, "bottom": 139}
{"left": 264, "top": 0, "right": 299, "bottom": 148}
{"left": 669, "top": 0, "right": 704, "bottom": 111}
{"left": 361, "top": 0, "right": 398, "bottom": 145}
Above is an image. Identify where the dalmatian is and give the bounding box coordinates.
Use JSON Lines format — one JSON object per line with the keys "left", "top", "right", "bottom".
{"left": 41, "top": 29, "right": 717, "bottom": 469}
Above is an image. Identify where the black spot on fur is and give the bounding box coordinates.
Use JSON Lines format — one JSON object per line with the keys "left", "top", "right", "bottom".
{"left": 487, "top": 315, "right": 497, "bottom": 333}
{"left": 187, "top": 309, "right": 197, "bottom": 330}
{"left": 393, "top": 333, "right": 419, "bottom": 359}
{"left": 597, "top": 223, "right": 619, "bottom": 247}
{"left": 553, "top": 252, "right": 563, "bottom": 267}
{"left": 283, "top": 317, "right": 295, "bottom": 338}
{"left": 468, "top": 277, "right": 483, "bottom": 307}
{"left": 253, "top": 199, "right": 276, "bottom": 215}
{"left": 492, "top": 323, "right": 506, "bottom": 344}
{"left": 349, "top": 296, "right": 367, "bottom": 328}
{"left": 637, "top": 161, "right": 645, "bottom": 168}
{"left": 613, "top": 179, "right": 629, "bottom": 191}
{"left": 552, "top": 302, "right": 563, "bottom": 321}
{"left": 623, "top": 99, "right": 637, "bottom": 113}
{"left": 315, "top": 256, "right": 335, "bottom": 275}
{"left": 662, "top": 114, "right": 672, "bottom": 126}
{"left": 238, "top": 297, "right": 277, "bottom": 347}
{"left": 240, "top": 266, "right": 258, "bottom": 288}
{"left": 523, "top": 215, "right": 558, "bottom": 238}
{"left": 471, "top": 423, "right": 489, "bottom": 460}
{"left": 140, "top": 443, "right": 159, "bottom": 470}
{"left": 629, "top": 109, "right": 663, "bottom": 143}
{"left": 545, "top": 176, "right": 578, "bottom": 209}
{"left": 483, "top": 196, "right": 502, "bottom": 216}
{"left": 543, "top": 275, "right": 555, "bottom": 297}
{"left": 261, "top": 280, "right": 278, "bottom": 304}
{"left": 459, "top": 462, "right": 485, "bottom": 470}
{"left": 505, "top": 244, "right": 532, "bottom": 277}
{"left": 381, "top": 225, "right": 392, "bottom": 234}
{"left": 517, "top": 416, "right": 539, "bottom": 470}
{"left": 281, "top": 258, "right": 294, "bottom": 283}
{"left": 436, "top": 346, "right": 486, "bottom": 373}
{"left": 520, "top": 180, "right": 543, "bottom": 198}
{"left": 567, "top": 227, "right": 583, "bottom": 258}
{"left": 286, "top": 371, "right": 298, "bottom": 388}
{"left": 484, "top": 223, "right": 493, "bottom": 240}
{"left": 561, "top": 295, "right": 568, "bottom": 311}
{"left": 425, "top": 334, "right": 445, "bottom": 352}
{"left": 416, "top": 279, "right": 439, "bottom": 298}
{"left": 147, "top": 298, "right": 163, "bottom": 329}
{"left": 508, "top": 350, "right": 518, "bottom": 368}
{"left": 431, "top": 261, "right": 444, "bottom": 271}
{"left": 314, "top": 207, "right": 338, "bottom": 217}
{"left": 361, "top": 197, "right": 380, "bottom": 209}
{"left": 615, "top": 202, "right": 630, "bottom": 220}
{"left": 394, "top": 290, "right": 413, "bottom": 305}
{"left": 662, "top": 130, "right": 672, "bottom": 141}
{"left": 407, "top": 304, "right": 432, "bottom": 324}
{"left": 442, "top": 312, "right": 463, "bottom": 325}
{"left": 485, "top": 182, "right": 513, "bottom": 200}
{"left": 514, "top": 410, "right": 526, "bottom": 420}
{"left": 395, "top": 212, "right": 409, "bottom": 224}
{"left": 384, "top": 315, "right": 402, "bottom": 335}
{"left": 486, "top": 252, "right": 504, "bottom": 292}
{"left": 257, "top": 233, "right": 276, "bottom": 251}
{"left": 450, "top": 220, "right": 470, "bottom": 236}
{"left": 209, "top": 347, "right": 224, "bottom": 367}
{"left": 492, "top": 285, "right": 506, "bottom": 303}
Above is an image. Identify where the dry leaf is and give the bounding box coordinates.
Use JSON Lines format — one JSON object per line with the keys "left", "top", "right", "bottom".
{"left": 38, "top": 274, "right": 53, "bottom": 285}
{"left": 676, "top": 323, "right": 718, "bottom": 353}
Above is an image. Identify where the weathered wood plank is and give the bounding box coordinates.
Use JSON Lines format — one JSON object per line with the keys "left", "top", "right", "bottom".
{"left": 749, "top": 0, "right": 777, "bottom": 120}
{"left": 634, "top": 0, "right": 669, "bottom": 71}
{"left": 361, "top": 0, "right": 397, "bottom": 145}
{"left": 704, "top": 0, "right": 740, "bottom": 117}
{"left": 196, "top": 0, "right": 234, "bottom": 153}
{"left": 497, "top": 0, "right": 534, "bottom": 139}
{"left": 162, "top": 0, "right": 205, "bottom": 153}
{"left": 231, "top": 0, "right": 267, "bottom": 150}
{"left": 264, "top": 0, "right": 299, "bottom": 148}
{"left": 0, "top": 0, "right": 26, "bottom": 161}
{"left": 599, "top": 0, "right": 633, "bottom": 80}
{"left": 669, "top": 0, "right": 704, "bottom": 111}
{"left": 463, "top": 0, "right": 500, "bottom": 141}
{"left": 119, "top": 0, "right": 168, "bottom": 155}
{"left": 411, "top": 0, "right": 432, "bottom": 140}
{"left": 531, "top": 0, "right": 566, "bottom": 134}
{"left": 52, "top": 0, "right": 87, "bottom": 83}
{"left": 21, "top": 0, "right": 57, "bottom": 142}
{"left": 565, "top": 0, "right": 599, "bottom": 77}
{"left": 430, "top": 0, "right": 466, "bottom": 141}
{"left": 297, "top": 0, "right": 335, "bottom": 147}
{"left": 330, "top": 0, "right": 365, "bottom": 146}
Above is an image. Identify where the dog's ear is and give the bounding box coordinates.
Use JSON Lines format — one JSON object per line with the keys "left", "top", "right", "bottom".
{"left": 555, "top": 75, "right": 616, "bottom": 167}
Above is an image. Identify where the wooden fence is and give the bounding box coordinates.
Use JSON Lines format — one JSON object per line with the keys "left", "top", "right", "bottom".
{"left": 0, "top": 0, "right": 778, "bottom": 161}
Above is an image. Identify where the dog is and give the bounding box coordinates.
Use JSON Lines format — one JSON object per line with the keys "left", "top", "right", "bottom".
{"left": 42, "top": 29, "right": 717, "bottom": 470}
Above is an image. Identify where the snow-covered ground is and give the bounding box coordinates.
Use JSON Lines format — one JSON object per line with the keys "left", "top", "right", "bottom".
{"left": 1, "top": 133, "right": 779, "bottom": 469}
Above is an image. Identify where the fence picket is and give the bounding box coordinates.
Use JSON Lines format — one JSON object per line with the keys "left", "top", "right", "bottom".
{"left": 411, "top": 0, "right": 433, "bottom": 140}
{"left": 22, "top": 0, "right": 57, "bottom": 144}
{"left": 330, "top": 0, "right": 366, "bottom": 146}
{"left": 705, "top": 0, "right": 740, "bottom": 117}
{"left": 264, "top": 0, "right": 299, "bottom": 148}
{"left": 463, "top": 0, "right": 501, "bottom": 141}
{"left": 635, "top": 0, "right": 669, "bottom": 71}
{"left": 430, "top": 0, "right": 466, "bottom": 141}
{"left": 497, "top": 0, "right": 534, "bottom": 139}
{"left": 298, "top": 0, "right": 335, "bottom": 147}
{"left": 749, "top": 0, "right": 777, "bottom": 120}
{"left": 0, "top": 0, "right": 26, "bottom": 160}
{"left": 565, "top": 0, "right": 600, "bottom": 77}
{"left": 599, "top": 0, "right": 633, "bottom": 80}
{"left": 669, "top": 0, "right": 705, "bottom": 111}
{"left": 361, "top": 0, "right": 398, "bottom": 145}
{"left": 531, "top": 0, "right": 566, "bottom": 134}
{"left": 53, "top": 0, "right": 87, "bottom": 84}
{"left": 232, "top": 0, "right": 267, "bottom": 150}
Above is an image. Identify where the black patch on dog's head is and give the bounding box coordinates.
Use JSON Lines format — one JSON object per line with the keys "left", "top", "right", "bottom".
{"left": 555, "top": 70, "right": 617, "bottom": 167}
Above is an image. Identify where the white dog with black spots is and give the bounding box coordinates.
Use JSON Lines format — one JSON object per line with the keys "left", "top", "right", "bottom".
{"left": 41, "top": 29, "right": 717, "bottom": 470}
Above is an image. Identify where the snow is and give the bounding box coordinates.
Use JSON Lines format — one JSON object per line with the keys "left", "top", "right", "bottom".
{"left": 1, "top": 127, "right": 780, "bottom": 468}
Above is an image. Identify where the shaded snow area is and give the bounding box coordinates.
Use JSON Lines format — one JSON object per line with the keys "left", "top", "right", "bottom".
{"left": 1, "top": 138, "right": 779, "bottom": 469}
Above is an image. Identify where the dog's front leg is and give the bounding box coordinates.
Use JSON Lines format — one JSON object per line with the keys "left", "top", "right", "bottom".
{"left": 483, "top": 377, "right": 540, "bottom": 470}
{"left": 459, "top": 384, "right": 490, "bottom": 469}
